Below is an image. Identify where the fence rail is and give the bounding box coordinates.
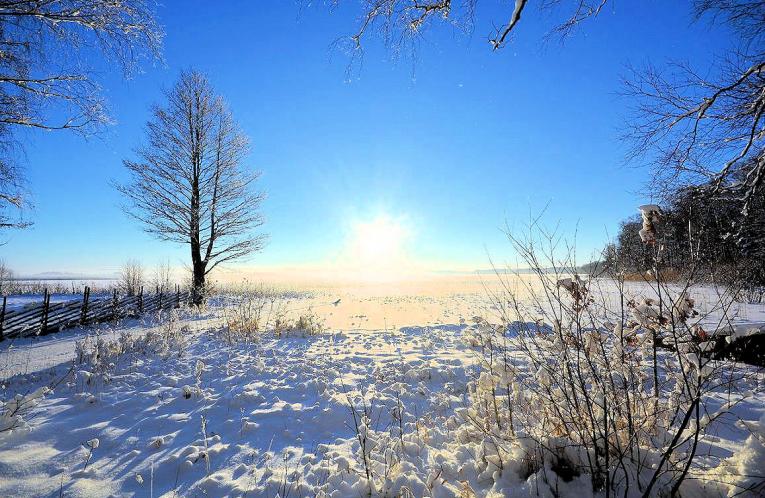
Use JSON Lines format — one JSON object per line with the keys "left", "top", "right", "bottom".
{"left": 0, "top": 286, "right": 189, "bottom": 341}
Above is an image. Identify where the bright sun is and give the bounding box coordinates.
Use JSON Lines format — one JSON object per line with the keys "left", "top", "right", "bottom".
{"left": 340, "top": 214, "right": 413, "bottom": 280}
{"left": 353, "top": 216, "right": 405, "bottom": 261}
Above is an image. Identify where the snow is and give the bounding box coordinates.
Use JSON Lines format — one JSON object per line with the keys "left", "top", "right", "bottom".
{"left": 4, "top": 293, "right": 82, "bottom": 312}
{"left": 0, "top": 320, "right": 477, "bottom": 496}
{"left": 0, "top": 276, "right": 763, "bottom": 497}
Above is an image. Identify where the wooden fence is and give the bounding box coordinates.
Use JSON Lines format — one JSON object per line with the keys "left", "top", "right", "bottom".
{"left": 0, "top": 286, "right": 189, "bottom": 341}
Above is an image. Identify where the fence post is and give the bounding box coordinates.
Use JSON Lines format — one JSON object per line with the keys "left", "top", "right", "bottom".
{"left": 112, "top": 289, "right": 118, "bottom": 321}
{"left": 176, "top": 284, "right": 180, "bottom": 308}
{"left": 0, "top": 295, "right": 6, "bottom": 341}
{"left": 158, "top": 287, "right": 163, "bottom": 310}
{"left": 40, "top": 288, "right": 50, "bottom": 336}
{"left": 138, "top": 286, "right": 144, "bottom": 314}
{"left": 81, "top": 286, "right": 90, "bottom": 325}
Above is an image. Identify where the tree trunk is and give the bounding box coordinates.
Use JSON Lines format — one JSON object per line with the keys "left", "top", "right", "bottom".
{"left": 191, "top": 259, "right": 206, "bottom": 306}
{"left": 190, "top": 140, "right": 204, "bottom": 305}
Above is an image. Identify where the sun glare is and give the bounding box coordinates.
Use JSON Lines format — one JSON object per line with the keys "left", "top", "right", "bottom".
{"left": 353, "top": 216, "right": 405, "bottom": 261}
{"left": 340, "top": 214, "right": 414, "bottom": 280}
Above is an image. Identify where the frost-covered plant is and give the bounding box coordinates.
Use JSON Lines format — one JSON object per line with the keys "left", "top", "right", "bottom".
{"left": 339, "top": 391, "right": 403, "bottom": 496}
{"left": 638, "top": 204, "right": 662, "bottom": 245}
{"left": 200, "top": 414, "right": 211, "bottom": 477}
{"left": 221, "top": 291, "right": 325, "bottom": 341}
{"left": 458, "top": 218, "right": 759, "bottom": 496}
{"left": 0, "top": 386, "right": 50, "bottom": 434}
{"left": 274, "top": 311, "right": 325, "bottom": 338}
{"left": 332, "top": 384, "right": 428, "bottom": 497}
{"left": 153, "top": 310, "right": 188, "bottom": 357}
{"left": 220, "top": 290, "right": 285, "bottom": 343}
{"left": 74, "top": 312, "right": 189, "bottom": 384}
{"left": 74, "top": 332, "right": 121, "bottom": 389}
{"left": 738, "top": 284, "right": 765, "bottom": 305}
{"left": 83, "top": 438, "right": 99, "bottom": 470}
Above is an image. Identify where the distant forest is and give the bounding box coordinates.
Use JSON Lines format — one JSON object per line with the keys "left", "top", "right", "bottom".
{"left": 601, "top": 160, "right": 765, "bottom": 302}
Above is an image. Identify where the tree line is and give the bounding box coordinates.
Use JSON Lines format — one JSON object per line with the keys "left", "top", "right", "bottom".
{"left": 603, "top": 157, "right": 765, "bottom": 301}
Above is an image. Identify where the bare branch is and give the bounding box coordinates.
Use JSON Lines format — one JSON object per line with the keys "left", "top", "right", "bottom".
{"left": 0, "top": 0, "right": 163, "bottom": 231}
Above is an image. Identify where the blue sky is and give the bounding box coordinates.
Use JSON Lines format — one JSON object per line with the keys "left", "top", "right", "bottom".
{"left": 2, "top": 1, "right": 734, "bottom": 277}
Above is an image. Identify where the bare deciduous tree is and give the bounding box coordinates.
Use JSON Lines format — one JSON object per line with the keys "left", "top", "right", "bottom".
{"left": 0, "top": 0, "right": 163, "bottom": 229}
{"left": 151, "top": 259, "right": 174, "bottom": 294}
{"left": 118, "top": 70, "right": 267, "bottom": 305}
{"left": 118, "top": 259, "right": 144, "bottom": 297}
{"left": 0, "top": 258, "right": 15, "bottom": 295}
{"left": 332, "top": 0, "right": 606, "bottom": 57}
{"left": 0, "top": 155, "right": 29, "bottom": 230}
{"left": 624, "top": 4, "right": 764, "bottom": 215}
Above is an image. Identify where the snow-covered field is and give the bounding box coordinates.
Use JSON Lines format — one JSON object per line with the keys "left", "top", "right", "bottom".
{"left": 0, "top": 276, "right": 763, "bottom": 497}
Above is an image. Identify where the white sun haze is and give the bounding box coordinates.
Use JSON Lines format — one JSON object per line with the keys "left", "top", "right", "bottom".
{"left": 339, "top": 214, "right": 416, "bottom": 280}
{"left": 353, "top": 217, "right": 404, "bottom": 261}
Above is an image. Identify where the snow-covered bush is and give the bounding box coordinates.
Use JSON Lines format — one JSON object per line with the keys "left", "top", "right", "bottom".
{"left": 738, "top": 284, "right": 765, "bottom": 304}
{"left": 458, "top": 220, "right": 759, "bottom": 496}
{"left": 328, "top": 387, "right": 429, "bottom": 497}
{"left": 221, "top": 290, "right": 325, "bottom": 341}
{"left": 220, "top": 290, "right": 285, "bottom": 343}
{"left": 273, "top": 311, "right": 325, "bottom": 338}
{"left": 75, "top": 311, "right": 189, "bottom": 380}
{"left": 0, "top": 386, "right": 50, "bottom": 434}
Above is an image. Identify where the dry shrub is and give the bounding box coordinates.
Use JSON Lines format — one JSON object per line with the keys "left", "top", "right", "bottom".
{"left": 75, "top": 310, "right": 189, "bottom": 381}
{"left": 0, "top": 386, "right": 49, "bottom": 434}
{"left": 220, "top": 287, "right": 325, "bottom": 342}
{"left": 273, "top": 311, "right": 325, "bottom": 338}
{"left": 458, "top": 221, "right": 761, "bottom": 496}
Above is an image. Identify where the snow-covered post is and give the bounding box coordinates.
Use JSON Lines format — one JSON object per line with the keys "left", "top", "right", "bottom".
{"left": 111, "top": 289, "right": 118, "bottom": 322}
{"left": 0, "top": 295, "right": 6, "bottom": 341}
{"left": 40, "top": 289, "right": 50, "bottom": 336}
{"left": 80, "top": 286, "right": 90, "bottom": 325}
{"left": 138, "top": 286, "right": 144, "bottom": 313}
